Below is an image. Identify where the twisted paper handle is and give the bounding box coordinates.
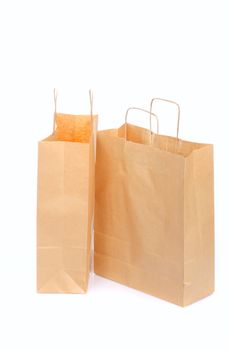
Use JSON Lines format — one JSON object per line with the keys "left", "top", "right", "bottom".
{"left": 124, "top": 107, "right": 159, "bottom": 144}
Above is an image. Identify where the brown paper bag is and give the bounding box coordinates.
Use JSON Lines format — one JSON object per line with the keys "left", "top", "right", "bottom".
{"left": 37, "top": 91, "right": 97, "bottom": 293}
{"left": 94, "top": 99, "right": 214, "bottom": 306}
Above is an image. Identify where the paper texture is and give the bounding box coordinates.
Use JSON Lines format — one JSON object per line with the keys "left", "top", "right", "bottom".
{"left": 94, "top": 123, "right": 214, "bottom": 306}
{"left": 37, "top": 113, "right": 97, "bottom": 293}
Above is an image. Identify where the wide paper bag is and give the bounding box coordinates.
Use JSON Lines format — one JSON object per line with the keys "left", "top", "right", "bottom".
{"left": 37, "top": 112, "right": 97, "bottom": 293}
{"left": 94, "top": 105, "right": 214, "bottom": 306}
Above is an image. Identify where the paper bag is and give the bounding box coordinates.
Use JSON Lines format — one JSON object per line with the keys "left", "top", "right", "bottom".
{"left": 94, "top": 100, "right": 214, "bottom": 306}
{"left": 37, "top": 93, "right": 97, "bottom": 293}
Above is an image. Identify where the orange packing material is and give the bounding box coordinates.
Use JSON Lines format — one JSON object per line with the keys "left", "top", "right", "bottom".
{"left": 54, "top": 113, "right": 92, "bottom": 143}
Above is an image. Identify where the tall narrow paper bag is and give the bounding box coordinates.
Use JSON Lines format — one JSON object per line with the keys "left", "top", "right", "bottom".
{"left": 37, "top": 92, "right": 97, "bottom": 293}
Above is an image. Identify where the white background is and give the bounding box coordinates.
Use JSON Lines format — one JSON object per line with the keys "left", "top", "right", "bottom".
{"left": 0, "top": 0, "right": 228, "bottom": 349}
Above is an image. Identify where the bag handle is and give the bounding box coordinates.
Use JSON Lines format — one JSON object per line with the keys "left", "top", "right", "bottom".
{"left": 52, "top": 88, "right": 94, "bottom": 134}
{"left": 89, "top": 90, "right": 93, "bottom": 120}
{"left": 53, "top": 88, "right": 58, "bottom": 133}
{"left": 149, "top": 98, "right": 180, "bottom": 139}
{"left": 124, "top": 107, "right": 159, "bottom": 144}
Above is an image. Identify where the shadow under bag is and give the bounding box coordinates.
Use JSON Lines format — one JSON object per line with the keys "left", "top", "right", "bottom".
{"left": 94, "top": 99, "right": 214, "bottom": 306}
